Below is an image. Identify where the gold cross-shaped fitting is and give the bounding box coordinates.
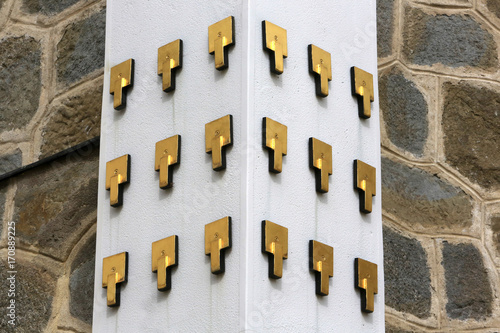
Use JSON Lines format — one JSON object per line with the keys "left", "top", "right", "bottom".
{"left": 263, "top": 117, "right": 287, "bottom": 173}
{"left": 355, "top": 258, "right": 378, "bottom": 313}
{"left": 205, "top": 217, "right": 231, "bottom": 274}
{"left": 354, "top": 159, "right": 376, "bottom": 213}
{"left": 310, "top": 240, "right": 334, "bottom": 296}
{"left": 308, "top": 45, "right": 332, "bottom": 97}
{"left": 208, "top": 16, "right": 235, "bottom": 70}
{"left": 110, "top": 59, "right": 134, "bottom": 110}
{"left": 351, "top": 66, "right": 374, "bottom": 118}
{"left": 102, "top": 252, "right": 128, "bottom": 307}
{"left": 158, "top": 39, "right": 182, "bottom": 92}
{"left": 155, "top": 135, "right": 180, "bottom": 189}
{"left": 205, "top": 115, "right": 233, "bottom": 171}
{"left": 262, "top": 220, "right": 288, "bottom": 279}
{"left": 152, "top": 235, "right": 178, "bottom": 291}
{"left": 105, "top": 154, "right": 130, "bottom": 207}
{"left": 262, "top": 21, "right": 287, "bottom": 74}
{"left": 309, "top": 138, "right": 332, "bottom": 193}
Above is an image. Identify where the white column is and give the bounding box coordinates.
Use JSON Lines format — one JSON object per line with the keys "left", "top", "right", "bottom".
{"left": 94, "top": 0, "right": 383, "bottom": 331}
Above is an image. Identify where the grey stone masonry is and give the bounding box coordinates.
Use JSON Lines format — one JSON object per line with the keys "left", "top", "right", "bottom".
{"left": 1, "top": 0, "right": 500, "bottom": 331}
{"left": 0, "top": 149, "right": 22, "bottom": 175}
{"left": 0, "top": 35, "right": 41, "bottom": 132}
{"left": 442, "top": 81, "right": 500, "bottom": 191}
{"left": 381, "top": 0, "right": 500, "bottom": 330}
{"left": 13, "top": 148, "right": 98, "bottom": 261}
{"left": 0, "top": 1, "right": 105, "bottom": 332}
{"left": 41, "top": 80, "right": 102, "bottom": 158}
{"left": 381, "top": 157, "right": 473, "bottom": 233}
{"left": 442, "top": 242, "right": 493, "bottom": 320}
{"left": 379, "top": 68, "right": 428, "bottom": 156}
{"left": 491, "top": 215, "right": 500, "bottom": 258}
{"left": 402, "top": 7, "right": 498, "bottom": 69}
{"left": 0, "top": 182, "right": 7, "bottom": 238}
{"left": 377, "top": 0, "right": 395, "bottom": 58}
{"left": 69, "top": 234, "right": 96, "bottom": 324}
{"left": 383, "top": 226, "right": 431, "bottom": 319}
{"left": 487, "top": 0, "right": 500, "bottom": 20}
{"left": 22, "top": 0, "right": 81, "bottom": 16}
{"left": 0, "top": 259, "right": 58, "bottom": 332}
{"left": 56, "top": 8, "right": 105, "bottom": 86}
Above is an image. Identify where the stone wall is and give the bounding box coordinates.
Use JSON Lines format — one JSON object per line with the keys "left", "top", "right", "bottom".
{"left": 0, "top": 0, "right": 499, "bottom": 331}
{"left": 0, "top": 0, "right": 104, "bottom": 332}
{"left": 379, "top": 0, "right": 500, "bottom": 331}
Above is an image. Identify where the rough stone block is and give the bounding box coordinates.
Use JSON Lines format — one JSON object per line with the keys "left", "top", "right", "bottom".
{"left": 487, "top": 0, "right": 500, "bottom": 20}
{"left": 41, "top": 81, "right": 102, "bottom": 159}
{"left": 22, "top": 0, "right": 81, "bottom": 16}
{"left": 384, "top": 226, "right": 431, "bottom": 319}
{"left": 0, "top": 149, "right": 22, "bottom": 175}
{"left": 443, "top": 81, "right": 500, "bottom": 191}
{"left": 489, "top": 214, "right": 500, "bottom": 259}
{"left": 13, "top": 147, "right": 98, "bottom": 261}
{"left": 379, "top": 69, "right": 428, "bottom": 156}
{"left": 382, "top": 157, "right": 473, "bottom": 233}
{"left": 0, "top": 35, "right": 41, "bottom": 132}
{"left": 377, "top": 0, "right": 395, "bottom": 58}
{"left": 69, "top": 234, "right": 95, "bottom": 324}
{"left": 0, "top": 259, "right": 57, "bottom": 331}
{"left": 385, "top": 323, "right": 420, "bottom": 333}
{"left": 56, "top": 9, "right": 105, "bottom": 86}
{"left": 442, "top": 242, "right": 493, "bottom": 320}
{"left": 0, "top": 182, "right": 7, "bottom": 237}
{"left": 403, "top": 7, "right": 497, "bottom": 68}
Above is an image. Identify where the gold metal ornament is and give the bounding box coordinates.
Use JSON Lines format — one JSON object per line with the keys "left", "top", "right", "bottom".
{"left": 309, "top": 240, "right": 333, "bottom": 296}
{"left": 262, "top": 220, "right": 288, "bottom": 279}
{"left": 102, "top": 252, "right": 128, "bottom": 307}
{"left": 152, "top": 235, "right": 178, "bottom": 291}
{"left": 158, "top": 39, "right": 182, "bottom": 92}
{"left": 355, "top": 258, "right": 378, "bottom": 313}
{"left": 351, "top": 66, "right": 374, "bottom": 118}
{"left": 354, "top": 159, "right": 376, "bottom": 213}
{"left": 309, "top": 138, "right": 332, "bottom": 193}
{"left": 155, "top": 135, "right": 181, "bottom": 189}
{"left": 110, "top": 59, "right": 134, "bottom": 110}
{"left": 263, "top": 117, "right": 287, "bottom": 173}
{"left": 205, "top": 217, "right": 232, "bottom": 274}
{"left": 262, "top": 21, "right": 287, "bottom": 74}
{"left": 308, "top": 45, "right": 331, "bottom": 97}
{"left": 208, "top": 16, "right": 235, "bottom": 70}
{"left": 105, "top": 154, "right": 130, "bottom": 207}
{"left": 205, "top": 115, "right": 233, "bottom": 171}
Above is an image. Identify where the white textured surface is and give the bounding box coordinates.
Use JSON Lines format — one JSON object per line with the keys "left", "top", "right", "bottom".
{"left": 94, "top": 0, "right": 383, "bottom": 331}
